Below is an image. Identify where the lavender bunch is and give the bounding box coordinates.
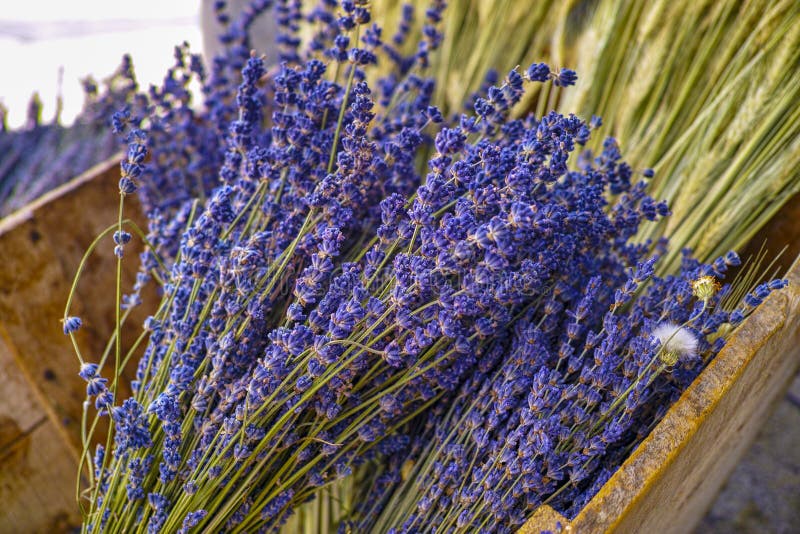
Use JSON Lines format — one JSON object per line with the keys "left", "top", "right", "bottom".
{"left": 66, "top": 1, "right": 458, "bottom": 530}
{"left": 351, "top": 253, "right": 786, "bottom": 532}
{"left": 78, "top": 71, "right": 667, "bottom": 532}
{"left": 60, "top": 1, "right": 788, "bottom": 533}
{"left": 154, "top": 86, "right": 669, "bottom": 533}
{"left": 69, "top": 10, "right": 661, "bottom": 533}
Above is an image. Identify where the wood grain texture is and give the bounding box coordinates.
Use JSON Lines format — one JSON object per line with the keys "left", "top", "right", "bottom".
{"left": 0, "top": 327, "right": 81, "bottom": 531}
{"left": 0, "top": 329, "right": 46, "bottom": 444}
{"left": 519, "top": 256, "right": 800, "bottom": 534}
{"left": 0, "top": 155, "right": 146, "bottom": 456}
{"left": 0, "top": 420, "right": 83, "bottom": 532}
{"left": 0, "top": 155, "right": 149, "bottom": 531}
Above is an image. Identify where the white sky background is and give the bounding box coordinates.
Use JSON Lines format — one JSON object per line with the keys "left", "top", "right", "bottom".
{"left": 0, "top": 1, "right": 203, "bottom": 128}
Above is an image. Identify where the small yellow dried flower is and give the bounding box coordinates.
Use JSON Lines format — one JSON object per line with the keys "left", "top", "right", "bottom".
{"left": 659, "top": 349, "right": 680, "bottom": 367}
{"left": 692, "top": 275, "right": 720, "bottom": 301}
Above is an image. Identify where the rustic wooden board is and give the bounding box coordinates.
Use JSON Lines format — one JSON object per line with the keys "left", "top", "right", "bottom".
{"left": 519, "top": 256, "right": 800, "bottom": 534}
{"left": 0, "top": 155, "right": 148, "bottom": 531}
{"left": 0, "top": 422, "right": 84, "bottom": 533}
{"left": 0, "top": 328, "right": 81, "bottom": 532}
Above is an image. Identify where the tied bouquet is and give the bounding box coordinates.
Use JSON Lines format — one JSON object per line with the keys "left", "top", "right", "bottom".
{"left": 60, "top": 1, "right": 787, "bottom": 533}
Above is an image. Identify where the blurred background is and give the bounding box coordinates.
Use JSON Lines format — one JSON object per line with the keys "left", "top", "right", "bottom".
{"left": 0, "top": 1, "right": 200, "bottom": 128}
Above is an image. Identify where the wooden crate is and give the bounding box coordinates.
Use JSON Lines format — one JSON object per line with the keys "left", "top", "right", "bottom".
{"left": 1, "top": 158, "right": 799, "bottom": 532}
{"left": 0, "top": 156, "right": 148, "bottom": 532}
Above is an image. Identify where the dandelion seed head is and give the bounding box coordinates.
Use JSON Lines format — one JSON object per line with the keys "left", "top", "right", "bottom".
{"left": 652, "top": 322, "right": 699, "bottom": 365}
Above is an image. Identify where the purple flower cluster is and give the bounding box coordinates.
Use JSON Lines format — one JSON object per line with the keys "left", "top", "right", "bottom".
{"left": 353, "top": 252, "right": 785, "bottom": 533}
{"left": 69, "top": 1, "right": 787, "bottom": 533}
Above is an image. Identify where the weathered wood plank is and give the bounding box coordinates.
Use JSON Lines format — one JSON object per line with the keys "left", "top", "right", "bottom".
{"left": 0, "top": 328, "right": 46, "bottom": 443}
{"left": 0, "top": 326, "right": 80, "bottom": 532}
{"left": 0, "top": 155, "right": 146, "bottom": 457}
{"left": 0, "top": 420, "right": 82, "bottom": 532}
{"left": 0, "top": 156, "right": 152, "bottom": 531}
{"left": 0, "top": 204, "right": 88, "bottom": 460}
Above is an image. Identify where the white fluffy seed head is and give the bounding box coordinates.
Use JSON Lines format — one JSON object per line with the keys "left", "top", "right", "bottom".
{"left": 651, "top": 322, "right": 699, "bottom": 365}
